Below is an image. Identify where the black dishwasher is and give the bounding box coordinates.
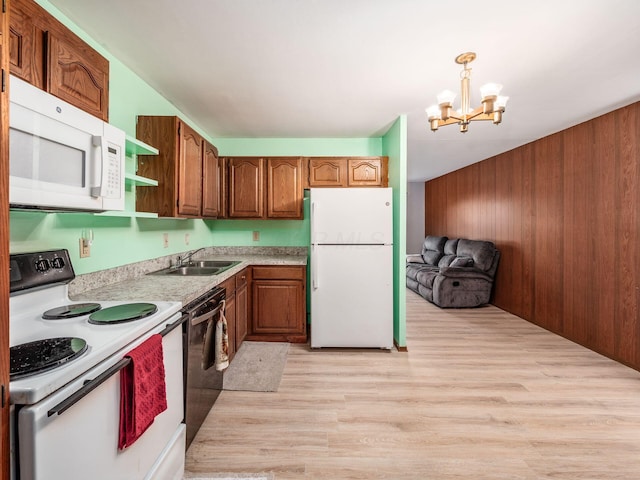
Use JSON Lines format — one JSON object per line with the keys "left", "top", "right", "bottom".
{"left": 181, "top": 286, "right": 226, "bottom": 449}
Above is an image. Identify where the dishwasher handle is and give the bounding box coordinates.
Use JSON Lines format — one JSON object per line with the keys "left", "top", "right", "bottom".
{"left": 190, "top": 302, "right": 224, "bottom": 327}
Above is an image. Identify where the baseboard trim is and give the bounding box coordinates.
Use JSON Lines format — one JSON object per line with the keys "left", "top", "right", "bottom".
{"left": 394, "top": 339, "right": 408, "bottom": 352}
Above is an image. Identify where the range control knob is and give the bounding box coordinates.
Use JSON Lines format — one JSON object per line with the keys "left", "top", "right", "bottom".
{"left": 35, "top": 259, "right": 50, "bottom": 272}
{"left": 51, "top": 257, "right": 65, "bottom": 269}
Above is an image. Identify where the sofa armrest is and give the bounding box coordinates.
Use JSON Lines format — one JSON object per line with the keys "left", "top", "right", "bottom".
{"left": 438, "top": 266, "right": 493, "bottom": 282}
{"left": 406, "top": 254, "right": 426, "bottom": 264}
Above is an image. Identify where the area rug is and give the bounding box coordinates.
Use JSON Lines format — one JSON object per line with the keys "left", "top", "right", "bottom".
{"left": 222, "top": 341, "right": 289, "bottom": 392}
{"left": 184, "top": 473, "right": 274, "bottom": 480}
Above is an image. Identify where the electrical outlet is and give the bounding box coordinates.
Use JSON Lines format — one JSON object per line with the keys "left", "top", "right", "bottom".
{"left": 163, "top": 233, "right": 169, "bottom": 248}
{"left": 79, "top": 238, "right": 91, "bottom": 258}
{"left": 252, "top": 231, "right": 260, "bottom": 241}
{"left": 184, "top": 233, "right": 190, "bottom": 245}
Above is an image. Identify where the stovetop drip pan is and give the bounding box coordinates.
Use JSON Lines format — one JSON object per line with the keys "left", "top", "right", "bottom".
{"left": 10, "top": 337, "right": 88, "bottom": 380}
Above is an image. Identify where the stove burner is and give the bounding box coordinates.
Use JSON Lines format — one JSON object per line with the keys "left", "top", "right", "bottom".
{"left": 88, "top": 302, "right": 158, "bottom": 325}
{"left": 42, "top": 303, "right": 102, "bottom": 320}
{"left": 10, "top": 337, "right": 88, "bottom": 380}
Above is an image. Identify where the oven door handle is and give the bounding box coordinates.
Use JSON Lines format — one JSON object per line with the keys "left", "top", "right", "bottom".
{"left": 190, "top": 302, "right": 224, "bottom": 327}
{"left": 159, "top": 313, "right": 189, "bottom": 337}
{"left": 47, "top": 358, "right": 130, "bottom": 417}
{"left": 47, "top": 317, "right": 186, "bottom": 417}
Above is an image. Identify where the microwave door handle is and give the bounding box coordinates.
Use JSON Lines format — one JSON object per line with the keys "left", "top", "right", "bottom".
{"left": 90, "top": 135, "right": 107, "bottom": 198}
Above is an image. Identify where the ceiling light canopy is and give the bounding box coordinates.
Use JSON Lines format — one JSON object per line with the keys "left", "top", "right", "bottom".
{"left": 426, "top": 52, "right": 508, "bottom": 133}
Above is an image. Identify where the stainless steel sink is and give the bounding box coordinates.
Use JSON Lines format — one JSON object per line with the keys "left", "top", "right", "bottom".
{"left": 186, "top": 260, "right": 240, "bottom": 269}
{"left": 148, "top": 260, "right": 241, "bottom": 276}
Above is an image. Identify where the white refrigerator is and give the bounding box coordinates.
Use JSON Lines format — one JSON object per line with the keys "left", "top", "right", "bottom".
{"left": 310, "top": 187, "right": 394, "bottom": 349}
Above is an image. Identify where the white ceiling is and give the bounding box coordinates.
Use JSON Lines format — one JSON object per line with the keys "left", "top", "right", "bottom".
{"left": 47, "top": 0, "right": 640, "bottom": 181}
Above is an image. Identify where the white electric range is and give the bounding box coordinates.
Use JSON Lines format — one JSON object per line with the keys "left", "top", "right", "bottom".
{"left": 9, "top": 249, "right": 186, "bottom": 480}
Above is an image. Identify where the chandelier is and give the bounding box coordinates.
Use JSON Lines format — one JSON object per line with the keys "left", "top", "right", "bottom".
{"left": 426, "top": 52, "right": 508, "bottom": 133}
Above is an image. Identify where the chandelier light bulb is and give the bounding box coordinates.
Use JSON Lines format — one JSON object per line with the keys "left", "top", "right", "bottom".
{"left": 479, "top": 83, "right": 503, "bottom": 101}
{"left": 437, "top": 90, "right": 457, "bottom": 106}
{"left": 426, "top": 105, "right": 441, "bottom": 120}
{"left": 495, "top": 95, "right": 509, "bottom": 109}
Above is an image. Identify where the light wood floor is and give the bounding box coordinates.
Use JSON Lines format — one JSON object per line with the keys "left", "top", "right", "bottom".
{"left": 185, "top": 290, "right": 640, "bottom": 479}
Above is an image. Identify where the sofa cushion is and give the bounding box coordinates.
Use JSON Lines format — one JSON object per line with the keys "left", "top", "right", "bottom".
{"left": 444, "top": 238, "right": 459, "bottom": 255}
{"left": 420, "top": 235, "right": 447, "bottom": 266}
{"left": 437, "top": 255, "right": 455, "bottom": 268}
{"left": 450, "top": 256, "right": 474, "bottom": 267}
{"left": 415, "top": 269, "right": 438, "bottom": 289}
{"left": 456, "top": 239, "right": 497, "bottom": 272}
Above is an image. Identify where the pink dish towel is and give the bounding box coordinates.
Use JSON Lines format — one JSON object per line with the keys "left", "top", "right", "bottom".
{"left": 118, "top": 334, "right": 167, "bottom": 450}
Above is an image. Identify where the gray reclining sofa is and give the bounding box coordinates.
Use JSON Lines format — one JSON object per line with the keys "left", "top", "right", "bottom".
{"left": 406, "top": 236, "right": 500, "bottom": 308}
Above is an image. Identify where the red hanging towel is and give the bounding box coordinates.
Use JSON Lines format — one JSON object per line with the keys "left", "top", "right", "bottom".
{"left": 118, "top": 334, "right": 167, "bottom": 450}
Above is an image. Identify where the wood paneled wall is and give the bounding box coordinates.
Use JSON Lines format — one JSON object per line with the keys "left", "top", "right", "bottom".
{"left": 425, "top": 102, "right": 640, "bottom": 370}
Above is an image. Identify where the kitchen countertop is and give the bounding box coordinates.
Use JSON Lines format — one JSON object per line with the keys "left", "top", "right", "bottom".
{"left": 70, "top": 250, "right": 307, "bottom": 306}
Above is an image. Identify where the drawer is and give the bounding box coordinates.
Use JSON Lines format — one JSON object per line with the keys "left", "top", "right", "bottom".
{"left": 219, "top": 276, "right": 235, "bottom": 295}
{"left": 235, "top": 268, "right": 248, "bottom": 289}
{"left": 252, "top": 265, "right": 305, "bottom": 281}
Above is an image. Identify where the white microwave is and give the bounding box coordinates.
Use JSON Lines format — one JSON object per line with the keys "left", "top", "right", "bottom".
{"left": 9, "top": 75, "right": 125, "bottom": 212}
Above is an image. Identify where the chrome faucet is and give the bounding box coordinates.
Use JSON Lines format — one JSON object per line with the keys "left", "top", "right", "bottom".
{"left": 175, "top": 248, "right": 205, "bottom": 267}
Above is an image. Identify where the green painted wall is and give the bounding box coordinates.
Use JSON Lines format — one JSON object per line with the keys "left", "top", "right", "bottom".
{"left": 214, "top": 138, "right": 382, "bottom": 157}
{"left": 382, "top": 116, "right": 408, "bottom": 348}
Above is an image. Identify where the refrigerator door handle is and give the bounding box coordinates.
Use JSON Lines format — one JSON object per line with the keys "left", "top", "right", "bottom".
{"left": 312, "top": 244, "right": 318, "bottom": 290}
{"left": 311, "top": 201, "right": 316, "bottom": 245}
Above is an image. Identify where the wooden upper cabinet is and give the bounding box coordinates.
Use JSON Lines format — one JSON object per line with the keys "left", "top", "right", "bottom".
{"left": 177, "top": 122, "right": 203, "bottom": 217}
{"left": 306, "top": 156, "right": 388, "bottom": 188}
{"left": 45, "top": 31, "right": 109, "bottom": 121}
{"left": 202, "top": 140, "right": 221, "bottom": 218}
{"left": 9, "top": 0, "right": 43, "bottom": 88}
{"left": 308, "top": 157, "right": 348, "bottom": 187}
{"left": 227, "top": 157, "right": 264, "bottom": 218}
{"left": 136, "top": 116, "right": 216, "bottom": 218}
{"left": 347, "top": 157, "right": 388, "bottom": 187}
{"left": 267, "top": 157, "right": 303, "bottom": 219}
{"left": 9, "top": 0, "right": 109, "bottom": 121}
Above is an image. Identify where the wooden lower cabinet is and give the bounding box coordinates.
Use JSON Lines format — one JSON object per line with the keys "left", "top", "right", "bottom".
{"left": 248, "top": 266, "right": 307, "bottom": 343}
{"left": 220, "top": 268, "right": 249, "bottom": 361}
{"left": 224, "top": 285, "right": 237, "bottom": 361}
{"left": 235, "top": 269, "right": 249, "bottom": 349}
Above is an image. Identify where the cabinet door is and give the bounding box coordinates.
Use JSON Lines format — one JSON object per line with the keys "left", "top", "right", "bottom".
{"left": 225, "top": 291, "right": 237, "bottom": 362}
{"left": 228, "top": 157, "right": 264, "bottom": 218}
{"left": 252, "top": 279, "right": 304, "bottom": 335}
{"left": 220, "top": 276, "right": 236, "bottom": 361}
{"left": 45, "top": 31, "right": 109, "bottom": 121}
{"left": 250, "top": 266, "right": 306, "bottom": 343}
{"left": 347, "top": 158, "right": 384, "bottom": 187}
{"left": 236, "top": 283, "right": 248, "bottom": 350}
{"left": 267, "top": 157, "right": 303, "bottom": 219}
{"left": 136, "top": 116, "right": 179, "bottom": 217}
{"left": 9, "top": 0, "right": 44, "bottom": 88}
{"left": 308, "top": 157, "right": 347, "bottom": 187}
{"left": 202, "top": 140, "right": 220, "bottom": 218}
{"left": 177, "top": 122, "right": 203, "bottom": 217}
